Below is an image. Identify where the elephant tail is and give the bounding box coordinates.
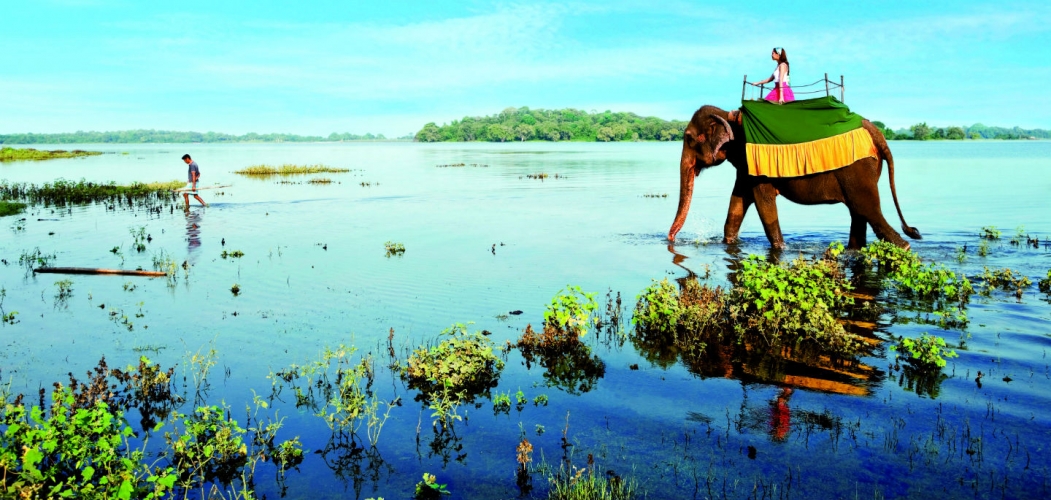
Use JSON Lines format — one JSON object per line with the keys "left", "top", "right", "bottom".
{"left": 866, "top": 121, "right": 921, "bottom": 240}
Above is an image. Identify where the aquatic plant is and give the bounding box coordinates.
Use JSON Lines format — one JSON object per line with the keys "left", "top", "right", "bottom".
{"left": 0, "top": 385, "right": 178, "bottom": 499}
{"left": 308, "top": 177, "right": 333, "bottom": 184}
{"left": 19, "top": 247, "right": 56, "bottom": 275}
{"left": 269, "top": 345, "right": 392, "bottom": 447}
{"left": 545, "top": 461, "right": 638, "bottom": 500}
{"left": 0, "top": 287, "right": 16, "bottom": 325}
{"left": 544, "top": 286, "right": 599, "bottom": 337}
{"left": 731, "top": 253, "right": 858, "bottom": 357}
{"left": 891, "top": 333, "right": 957, "bottom": 371}
{"left": 220, "top": 250, "right": 245, "bottom": 259}
{"left": 979, "top": 226, "right": 1001, "bottom": 240}
{"left": 234, "top": 164, "right": 350, "bottom": 176}
{"left": 1039, "top": 270, "right": 1051, "bottom": 294}
{"left": 0, "top": 179, "right": 181, "bottom": 207}
{"left": 151, "top": 250, "right": 178, "bottom": 288}
{"left": 414, "top": 472, "right": 451, "bottom": 499}
{"left": 0, "top": 146, "right": 102, "bottom": 162}
{"left": 230, "top": 284, "right": 241, "bottom": 295}
{"left": 130, "top": 226, "right": 148, "bottom": 252}
{"left": 384, "top": 241, "right": 405, "bottom": 257}
{"left": 402, "top": 323, "right": 504, "bottom": 407}
{"left": 977, "top": 266, "right": 1032, "bottom": 298}
{"left": 641, "top": 192, "right": 668, "bottom": 198}
{"left": 53, "top": 279, "right": 73, "bottom": 307}
{"left": 859, "top": 241, "right": 973, "bottom": 303}
{"left": 0, "top": 201, "right": 26, "bottom": 217}
{"left": 492, "top": 391, "right": 512, "bottom": 415}
{"left": 977, "top": 240, "right": 991, "bottom": 257}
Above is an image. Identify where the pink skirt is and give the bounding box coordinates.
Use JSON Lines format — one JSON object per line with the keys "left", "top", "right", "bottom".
{"left": 765, "top": 85, "right": 795, "bottom": 103}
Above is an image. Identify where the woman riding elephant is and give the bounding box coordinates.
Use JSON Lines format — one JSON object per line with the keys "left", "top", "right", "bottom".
{"left": 667, "top": 100, "right": 920, "bottom": 249}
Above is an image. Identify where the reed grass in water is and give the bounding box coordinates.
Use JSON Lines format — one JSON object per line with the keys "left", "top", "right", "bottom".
{"left": 0, "top": 147, "right": 103, "bottom": 162}
{"left": 234, "top": 164, "right": 350, "bottom": 176}
{"left": 0, "top": 179, "right": 183, "bottom": 206}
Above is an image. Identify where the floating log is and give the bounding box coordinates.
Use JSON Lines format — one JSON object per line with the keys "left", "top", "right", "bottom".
{"left": 34, "top": 267, "right": 167, "bottom": 277}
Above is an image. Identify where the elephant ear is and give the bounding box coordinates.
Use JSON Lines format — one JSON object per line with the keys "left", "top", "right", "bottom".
{"left": 710, "top": 115, "right": 734, "bottom": 155}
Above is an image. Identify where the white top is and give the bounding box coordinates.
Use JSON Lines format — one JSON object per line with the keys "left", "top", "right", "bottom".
{"left": 772, "top": 64, "right": 790, "bottom": 86}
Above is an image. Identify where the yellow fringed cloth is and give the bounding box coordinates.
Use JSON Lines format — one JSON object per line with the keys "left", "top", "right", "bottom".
{"left": 740, "top": 96, "right": 876, "bottom": 178}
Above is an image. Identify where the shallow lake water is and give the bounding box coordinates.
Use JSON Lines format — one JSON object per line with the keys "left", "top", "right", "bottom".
{"left": 1, "top": 141, "right": 1050, "bottom": 499}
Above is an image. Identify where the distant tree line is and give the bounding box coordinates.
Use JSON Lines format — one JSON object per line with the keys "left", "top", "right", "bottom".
{"left": 415, "top": 107, "right": 688, "bottom": 143}
{"left": 872, "top": 122, "right": 1050, "bottom": 141}
{"left": 0, "top": 130, "right": 404, "bottom": 144}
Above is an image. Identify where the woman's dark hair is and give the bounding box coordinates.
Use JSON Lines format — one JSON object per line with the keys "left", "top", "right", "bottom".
{"left": 181, "top": 154, "right": 191, "bottom": 160}
{"left": 774, "top": 47, "right": 789, "bottom": 74}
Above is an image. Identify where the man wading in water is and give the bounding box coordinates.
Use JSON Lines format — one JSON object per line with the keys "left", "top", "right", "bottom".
{"left": 181, "top": 154, "right": 207, "bottom": 209}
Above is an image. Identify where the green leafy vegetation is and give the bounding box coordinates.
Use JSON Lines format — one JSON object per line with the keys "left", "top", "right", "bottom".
{"left": 543, "top": 286, "right": 599, "bottom": 338}
{"left": 233, "top": 164, "right": 351, "bottom": 176}
{"left": 402, "top": 323, "right": 504, "bottom": 410}
{"left": 892, "top": 333, "right": 958, "bottom": 371}
{"left": 414, "top": 472, "right": 451, "bottom": 499}
{"left": 980, "top": 226, "right": 1001, "bottom": 240}
{"left": 384, "top": 241, "right": 405, "bottom": 257}
{"left": 0, "top": 146, "right": 102, "bottom": 161}
{"left": 0, "top": 130, "right": 392, "bottom": 144}
{"left": 0, "top": 201, "right": 26, "bottom": 217}
{"left": 220, "top": 250, "right": 245, "bottom": 259}
{"left": 415, "top": 107, "right": 687, "bottom": 143}
{"left": 1039, "top": 270, "right": 1051, "bottom": 295}
{"left": 977, "top": 267, "right": 1032, "bottom": 299}
{"left": 0, "top": 179, "right": 182, "bottom": 207}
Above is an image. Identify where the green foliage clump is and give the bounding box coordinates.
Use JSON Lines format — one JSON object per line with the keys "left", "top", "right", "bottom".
{"left": 979, "top": 226, "right": 1001, "bottom": 240}
{"left": 0, "top": 385, "right": 177, "bottom": 499}
{"left": 0, "top": 201, "right": 26, "bottom": 217}
{"left": 1039, "top": 270, "right": 1051, "bottom": 295}
{"left": 0, "top": 146, "right": 102, "bottom": 162}
{"left": 414, "top": 472, "right": 451, "bottom": 499}
{"left": 892, "top": 333, "right": 957, "bottom": 371}
{"left": 384, "top": 241, "right": 405, "bottom": 257}
{"left": 544, "top": 286, "right": 599, "bottom": 337}
{"left": 403, "top": 323, "right": 504, "bottom": 406}
{"left": 164, "top": 406, "right": 249, "bottom": 489}
{"left": 977, "top": 266, "right": 1032, "bottom": 298}
{"left": 731, "top": 254, "right": 857, "bottom": 357}
{"left": 859, "top": 241, "right": 973, "bottom": 303}
{"left": 220, "top": 250, "right": 244, "bottom": 259}
{"left": 415, "top": 106, "right": 687, "bottom": 143}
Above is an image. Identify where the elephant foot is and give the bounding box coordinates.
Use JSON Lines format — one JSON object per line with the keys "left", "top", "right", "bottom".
{"left": 723, "top": 235, "right": 738, "bottom": 244}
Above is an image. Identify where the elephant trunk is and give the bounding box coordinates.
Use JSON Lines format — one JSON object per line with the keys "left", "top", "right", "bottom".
{"left": 667, "top": 144, "right": 696, "bottom": 241}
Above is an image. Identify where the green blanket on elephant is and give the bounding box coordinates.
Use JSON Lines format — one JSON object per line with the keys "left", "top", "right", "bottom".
{"left": 739, "top": 96, "right": 876, "bottom": 178}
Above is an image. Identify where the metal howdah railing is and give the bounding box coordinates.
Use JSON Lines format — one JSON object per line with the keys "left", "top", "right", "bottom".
{"left": 742, "top": 73, "right": 844, "bottom": 102}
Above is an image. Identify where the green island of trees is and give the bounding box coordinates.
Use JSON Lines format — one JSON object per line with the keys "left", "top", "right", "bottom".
{"left": 415, "top": 107, "right": 688, "bottom": 142}
{"left": 873, "top": 122, "right": 1050, "bottom": 141}
{"left": 415, "top": 106, "right": 1047, "bottom": 143}
{"left": 0, "top": 130, "right": 408, "bottom": 144}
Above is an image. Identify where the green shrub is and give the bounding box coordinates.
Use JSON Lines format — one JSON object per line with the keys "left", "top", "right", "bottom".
{"left": 0, "top": 385, "right": 176, "bottom": 499}
{"left": 977, "top": 266, "right": 1032, "bottom": 298}
{"left": 403, "top": 323, "right": 504, "bottom": 405}
{"left": 891, "top": 333, "right": 957, "bottom": 371}
{"left": 0, "top": 201, "right": 26, "bottom": 217}
{"left": 1039, "top": 270, "right": 1051, "bottom": 294}
{"left": 731, "top": 254, "right": 857, "bottom": 357}
{"left": 860, "top": 241, "right": 973, "bottom": 303}
{"left": 544, "top": 286, "right": 599, "bottom": 337}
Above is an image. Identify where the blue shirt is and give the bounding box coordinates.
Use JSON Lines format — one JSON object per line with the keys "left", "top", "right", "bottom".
{"left": 187, "top": 161, "right": 200, "bottom": 182}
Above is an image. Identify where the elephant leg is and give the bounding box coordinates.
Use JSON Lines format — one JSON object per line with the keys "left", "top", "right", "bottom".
{"left": 751, "top": 184, "right": 785, "bottom": 248}
{"left": 723, "top": 178, "right": 754, "bottom": 244}
{"left": 847, "top": 208, "right": 868, "bottom": 249}
{"left": 842, "top": 185, "right": 909, "bottom": 249}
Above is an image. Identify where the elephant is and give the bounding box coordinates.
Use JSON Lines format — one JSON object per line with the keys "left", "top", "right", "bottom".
{"left": 667, "top": 105, "right": 921, "bottom": 249}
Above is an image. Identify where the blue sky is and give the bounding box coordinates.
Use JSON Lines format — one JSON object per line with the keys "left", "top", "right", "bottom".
{"left": 2, "top": 0, "right": 1049, "bottom": 136}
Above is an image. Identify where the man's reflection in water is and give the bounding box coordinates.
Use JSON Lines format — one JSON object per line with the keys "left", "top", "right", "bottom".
{"left": 769, "top": 387, "right": 793, "bottom": 442}
{"left": 185, "top": 209, "right": 202, "bottom": 265}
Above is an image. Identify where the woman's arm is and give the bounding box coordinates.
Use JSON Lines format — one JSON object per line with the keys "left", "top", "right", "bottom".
{"left": 752, "top": 76, "right": 773, "bottom": 86}
{"left": 776, "top": 63, "right": 787, "bottom": 103}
